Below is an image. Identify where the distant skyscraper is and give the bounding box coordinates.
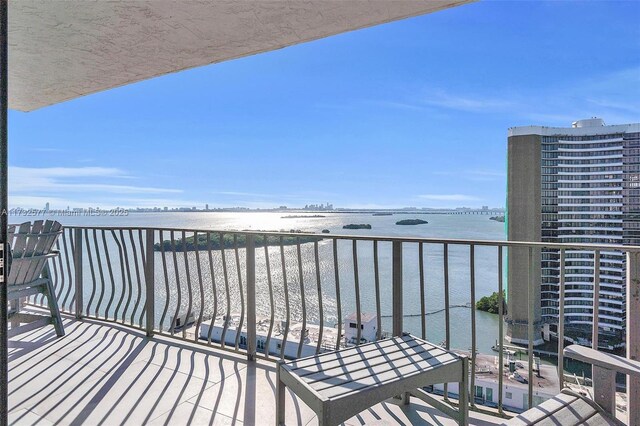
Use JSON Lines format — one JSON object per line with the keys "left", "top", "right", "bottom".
{"left": 507, "top": 118, "right": 640, "bottom": 347}
{"left": 44, "top": 202, "right": 49, "bottom": 212}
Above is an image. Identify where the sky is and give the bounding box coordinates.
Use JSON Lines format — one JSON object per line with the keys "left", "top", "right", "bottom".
{"left": 8, "top": 1, "right": 640, "bottom": 210}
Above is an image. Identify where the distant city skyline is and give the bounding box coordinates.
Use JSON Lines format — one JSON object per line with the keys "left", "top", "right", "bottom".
{"left": 8, "top": 1, "right": 639, "bottom": 210}
{"left": 9, "top": 202, "right": 505, "bottom": 214}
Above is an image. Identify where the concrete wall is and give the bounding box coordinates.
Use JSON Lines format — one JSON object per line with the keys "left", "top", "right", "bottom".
{"left": 506, "top": 134, "right": 543, "bottom": 346}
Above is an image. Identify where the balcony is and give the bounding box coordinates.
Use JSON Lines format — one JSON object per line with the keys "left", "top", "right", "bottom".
{"left": 8, "top": 312, "right": 504, "bottom": 425}
{"left": 7, "top": 226, "right": 640, "bottom": 424}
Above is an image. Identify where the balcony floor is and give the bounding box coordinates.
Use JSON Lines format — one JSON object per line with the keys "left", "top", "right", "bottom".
{"left": 8, "top": 313, "right": 504, "bottom": 425}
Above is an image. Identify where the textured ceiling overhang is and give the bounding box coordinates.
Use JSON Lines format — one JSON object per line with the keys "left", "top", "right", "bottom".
{"left": 8, "top": 0, "right": 472, "bottom": 111}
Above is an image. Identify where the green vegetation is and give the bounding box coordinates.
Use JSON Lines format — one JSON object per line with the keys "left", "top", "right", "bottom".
{"left": 154, "top": 230, "right": 321, "bottom": 252}
{"left": 476, "top": 291, "right": 506, "bottom": 314}
{"left": 321, "top": 229, "right": 330, "bottom": 233}
{"left": 395, "top": 219, "right": 428, "bottom": 225}
{"left": 343, "top": 224, "right": 372, "bottom": 229}
{"left": 490, "top": 216, "right": 505, "bottom": 223}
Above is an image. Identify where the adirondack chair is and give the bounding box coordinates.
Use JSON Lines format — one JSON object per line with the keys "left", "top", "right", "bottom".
{"left": 508, "top": 344, "right": 639, "bottom": 425}
{"left": 7, "top": 220, "right": 65, "bottom": 337}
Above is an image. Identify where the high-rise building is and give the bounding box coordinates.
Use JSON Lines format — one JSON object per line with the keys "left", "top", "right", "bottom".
{"left": 506, "top": 118, "right": 640, "bottom": 347}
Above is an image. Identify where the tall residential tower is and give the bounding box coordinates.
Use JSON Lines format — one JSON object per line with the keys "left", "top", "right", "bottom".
{"left": 506, "top": 118, "right": 640, "bottom": 347}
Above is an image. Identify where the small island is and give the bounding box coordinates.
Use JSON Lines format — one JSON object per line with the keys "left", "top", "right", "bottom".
{"left": 343, "top": 224, "right": 372, "bottom": 230}
{"left": 476, "top": 291, "right": 506, "bottom": 314}
{"left": 490, "top": 216, "right": 505, "bottom": 223}
{"left": 372, "top": 212, "right": 393, "bottom": 216}
{"left": 281, "top": 215, "right": 326, "bottom": 219}
{"left": 154, "top": 230, "right": 321, "bottom": 252}
{"left": 321, "top": 229, "right": 330, "bottom": 233}
{"left": 395, "top": 219, "right": 428, "bottom": 226}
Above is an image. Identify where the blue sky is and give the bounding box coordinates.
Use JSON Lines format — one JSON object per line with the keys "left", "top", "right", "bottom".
{"left": 9, "top": 1, "right": 640, "bottom": 210}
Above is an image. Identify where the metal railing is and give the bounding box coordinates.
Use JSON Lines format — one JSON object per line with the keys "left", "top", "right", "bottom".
{"left": 26, "top": 225, "right": 640, "bottom": 420}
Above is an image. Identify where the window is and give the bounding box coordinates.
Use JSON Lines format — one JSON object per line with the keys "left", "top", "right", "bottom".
{"left": 349, "top": 322, "right": 363, "bottom": 329}
{"left": 505, "top": 392, "right": 512, "bottom": 399}
{"left": 475, "top": 386, "right": 483, "bottom": 399}
{"left": 486, "top": 388, "right": 493, "bottom": 402}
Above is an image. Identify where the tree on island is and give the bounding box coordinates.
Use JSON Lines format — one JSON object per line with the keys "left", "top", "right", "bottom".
{"left": 476, "top": 291, "right": 506, "bottom": 314}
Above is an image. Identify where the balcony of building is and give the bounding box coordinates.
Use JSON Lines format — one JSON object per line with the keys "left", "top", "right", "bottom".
{"left": 6, "top": 226, "right": 640, "bottom": 424}
{"left": 9, "top": 311, "right": 506, "bottom": 425}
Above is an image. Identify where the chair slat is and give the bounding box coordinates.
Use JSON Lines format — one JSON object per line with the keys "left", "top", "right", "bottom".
{"left": 21, "top": 220, "right": 60, "bottom": 284}
{"left": 7, "top": 221, "right": 65, "bottom": 338}
{"left": 508, "top": 389, "right": 623, "bottom": 426}
{"left": 316, "top": 351, "right": 457, "bottom": 397}
{"left": 15, "top": 220, "right": 44, "bottom": 285}
{"left": 8, "top": 222, "right": 33, "bottom": 284}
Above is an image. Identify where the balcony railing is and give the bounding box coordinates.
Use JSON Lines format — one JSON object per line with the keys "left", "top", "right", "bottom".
{"left": 24, "top": 225, "right": 640, "bottom": 421}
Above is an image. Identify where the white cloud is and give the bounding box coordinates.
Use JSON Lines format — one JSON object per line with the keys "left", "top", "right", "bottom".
{"left": 29, "top": 147, "right": 64, "bottom": 153}
{"left": 213, "top": 191, "right": 276, "bottom": 198}
{"left": 418, "top": 194, "right": 481, "bottom": 201}
{"left": 212, "top": 190, "right": 338, "bottom": 202}
{"left": 9, "top": 166, "right": 183, "bottom": 208}
{"left": 371, "top": 66, "right": 640, "bottom": 125}
{"left": 11, "top": 166, "right": 126, "bottom": 180}
{"left": 433, "top": 169, "right": 506, "bottom": 182}
{"left": 109, "top": 197, "right": 203, "bottom": 208}
{"left": 421, "top": 90, "right": 516, "bottom": 113}
{"left": 10, "top": 166, "right": 180, "bottom": 194}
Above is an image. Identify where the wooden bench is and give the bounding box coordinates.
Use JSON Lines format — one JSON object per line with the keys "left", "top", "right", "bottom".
{"left": 276, "top": 334, "right": 469, "bottom": 425}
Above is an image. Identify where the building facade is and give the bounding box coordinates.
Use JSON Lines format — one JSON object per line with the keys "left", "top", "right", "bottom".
{"left": 507, "top": 118, "right": 640, "bottom": 347}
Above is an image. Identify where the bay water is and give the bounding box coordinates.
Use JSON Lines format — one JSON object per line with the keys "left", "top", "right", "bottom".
{"left": 12, "top": 211, "right": 507, "bottom": 354}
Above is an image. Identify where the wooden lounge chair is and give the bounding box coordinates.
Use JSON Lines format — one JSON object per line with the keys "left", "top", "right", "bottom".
{"left": 7, "top": 220, "right": 64, "bottom": 337}
{"left": 508, "top": 344, "right": 639, "bottom": 425}
{"left": 276, "top": 334, "right": 469, "bottom": 425}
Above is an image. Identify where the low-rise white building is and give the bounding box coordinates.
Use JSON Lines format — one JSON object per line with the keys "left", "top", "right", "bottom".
{"left": 343, "top": 312, "right": 378, "bottom": 344}
{"left": 431, "top": 351, "right": 560, "bottom": 412}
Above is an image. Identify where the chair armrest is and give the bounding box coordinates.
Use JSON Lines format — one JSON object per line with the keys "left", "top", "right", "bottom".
{"left": 564, "top": 345, "right": 640, "bottom": 378}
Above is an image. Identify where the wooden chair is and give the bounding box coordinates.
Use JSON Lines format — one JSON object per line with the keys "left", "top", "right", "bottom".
{"left": 7, "top": 220, "right": 65, "bottom": 337}
{"left": 508, "top": 345, "right": 639, "bottom": 425}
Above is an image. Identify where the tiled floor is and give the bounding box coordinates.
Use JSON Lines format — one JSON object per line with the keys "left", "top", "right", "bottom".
{"left": 8, "top": 314, "right": 505, "bottom": 425}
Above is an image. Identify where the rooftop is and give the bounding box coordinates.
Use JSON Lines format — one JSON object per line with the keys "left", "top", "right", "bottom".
{"left": 507, "top": 119, "right": 640, "bottom": 137}
{"left": 454, "top": 351, "right": 561, "bottom": 396}
{"left": 344, "top": 312, "right": 377, "bottom": 323}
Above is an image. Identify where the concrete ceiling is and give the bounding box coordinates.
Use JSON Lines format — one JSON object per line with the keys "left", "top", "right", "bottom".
{"left": 8, "top": 0, "right": 472, "bottom": 112}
